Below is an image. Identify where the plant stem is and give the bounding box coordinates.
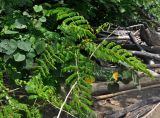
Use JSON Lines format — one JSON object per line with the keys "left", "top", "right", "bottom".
{"left": 89, "top": 27, "right": 119, "bottom": 59}
{"left": 56, "top": 51, "right": 80, "bottom": 118}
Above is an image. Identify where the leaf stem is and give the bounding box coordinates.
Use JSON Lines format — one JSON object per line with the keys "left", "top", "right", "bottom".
{"left": 56, "top": 50, "right": 80, "bottom": 118}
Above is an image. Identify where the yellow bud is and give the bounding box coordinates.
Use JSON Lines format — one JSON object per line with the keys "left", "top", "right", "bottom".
{"left": 113, "top": 71, "right": 119, "bottom": 81}
{"left": 84, "top": 76, "right": 95, "bottom": 84}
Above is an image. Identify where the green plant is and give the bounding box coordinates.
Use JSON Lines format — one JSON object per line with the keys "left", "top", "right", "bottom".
{"left": 64, "top": 0, "right": 160, "bottom": 26}
{"left": 0, "top": 1, "right": 156, "bottom": 118}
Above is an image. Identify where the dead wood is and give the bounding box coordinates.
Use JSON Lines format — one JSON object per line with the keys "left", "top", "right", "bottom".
{"left": 98, "top": 36, "right": 130, "bottom": 40}
{"left": 140, "top": 25, "right": 160, "bottom": 46}
{"left": 125, "top": 105, "right": 153, "bottom": 118}
{"left": 142, "top": 102, "right": 160, "bottom": 118}
{"left": 100, "top": 30, "right": 130, "bottom": 36}
{"left": 130, "top": 50, "right": 160, "bottom": 61}
{"left": 92, "top": 70, "right": 160, "bottom": 95}
{"left": 128, "top": 32, "right": 144, "bottom": 51}
{"left": 92, "top": 77, "right": 160, "bottom": 96}
{"left": 126, "top": 24, "right": 144, "bottom": 30}
{"left": 94, "top": 84, "right": 160, "bottom": 100}
{"left": 93, "top": 24, "right": 160, "bottom": 118}
{"left": 104, "top": 98, "right": 160, "bottom": 118}
{"left": 122, "top": 44, "right": 160, "bottom": 54}
{"left": 147, "top": 64, "right": 160, "bottom": 68}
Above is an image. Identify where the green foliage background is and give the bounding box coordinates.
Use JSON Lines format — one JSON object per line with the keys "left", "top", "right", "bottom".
{"left": 0, "top": 0, "right": 159, "bottom": 117}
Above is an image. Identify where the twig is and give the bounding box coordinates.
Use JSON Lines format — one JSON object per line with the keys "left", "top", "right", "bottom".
{"left": 89, "top": 27, "right": 119, "bottom": 59}
{"left": 94, "top": 84, "right": 160, "bottom": 100}
{"left": 134, "top": 29, "right": 140, "bottom": 35}
{"left": 98, "top": 30, "right": 118, "bottom": 36}
{"left": 56, "top": 51, "right": 80, "bottom": 118}
{"left": 96, "top": 39, "right": 130, "bottom": 44}
{"left": 98, "top": 35, "right": 130, "bottom": 40}
{"left": 9, "top": 88, "right": 21, "bottom": 93}
{"left": 47, "top": 100, "right": 77, "bottom": 118}
{"left": 126, "top": 24, "right": 144, "bottom": 30}
{"left": 92, "top": 77, "right": 160, "bottom": 95}
{"left": 57, "top": 82, "right": 78, "bottom": 118}
{"left": 33, "top": 98, "right": 37, "bottom": 106}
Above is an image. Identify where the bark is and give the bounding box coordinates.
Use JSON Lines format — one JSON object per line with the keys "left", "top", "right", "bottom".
{"left": 122, "top": 44, "right": 160, "bottom": 54}
{"left": 104, "top": 98, "right": 160, "bottom": 118}
{"left": 128, "top": 32, "right": 144, "bottom": 51}
{"left": 140, "top": 25, "right": 160, "bottom": 46}
{"left": 130, "top": 50, "right": 160, "bottom": 61}
{"left": 94, "top": 84, "right": 160, "bottom": 100}
{"left": 92, "top": 77, "right": 160, "bottom": 95}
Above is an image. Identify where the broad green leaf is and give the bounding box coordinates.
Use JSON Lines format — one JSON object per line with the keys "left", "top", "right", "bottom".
{"left": 18, "top": 41, "right": 32, "bottom": 52}
{"left": 26, "top": 52, "right": 36, "bottom": 58}
{"left": 0, "top": 40, "right": 8, "bottom": 50}
{"left": 120, "top": 8, "right": 126, "bottom": 13}
{"left": 33, "top": 5, "right": 43, "bottom": 13}
{"left": 25, "top": 52, "right": 35, "bottom": 68}
{"left": 14, "top": 18, "right": 27, "bottom": 29}
{"left": 0, "top": 39, "right": 17, "bottom": 54}
{"left": 23, "top": 11, "right": 31, "bottom": 17}
{"left": 26, "top": 58, "right": 34, "bottom": 68}
{"left": 3, "top": 55, "right": 12, "bottom": 62}
{"left": 13, "top": 53, "right": 25, "bottom": 62}
{"left": 2, "top": 26, "right": 18, "bottom": 34}
{"left": 35, "top": 20, "right": 42, "bottom": 28}
{"left": 30, "top": 36, "right": 36, "bottom": 44}
{"left": 29, "top": 48, "right": 35, "bottom": 53}
{"left": 6, "top": 39, "right": 17, "bottom": 55}
{"left": 39, "top": 16, "right": 46, "bottom": 22}
{"left": 35, "top": 41, "right": 45, "bottom": 55}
